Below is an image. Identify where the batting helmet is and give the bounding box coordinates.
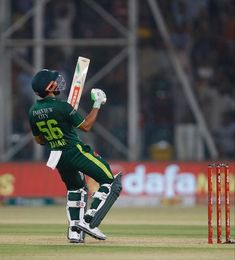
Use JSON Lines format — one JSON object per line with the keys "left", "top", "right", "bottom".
{"left": 31, "top": 69, "right": 59, "bottom": 97}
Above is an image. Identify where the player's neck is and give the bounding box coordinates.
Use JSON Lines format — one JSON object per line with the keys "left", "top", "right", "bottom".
{"left": 47, "top": 93, "right": 56, "bottom": 97}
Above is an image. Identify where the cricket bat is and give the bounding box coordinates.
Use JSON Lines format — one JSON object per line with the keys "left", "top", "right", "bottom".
{"left": 67, "top": 56, "right": 90, "bottom": 110}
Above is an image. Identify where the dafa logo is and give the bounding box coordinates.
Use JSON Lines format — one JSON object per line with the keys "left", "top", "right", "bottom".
{"left": 122, "top": 164, "right": 196, "bottom": 197}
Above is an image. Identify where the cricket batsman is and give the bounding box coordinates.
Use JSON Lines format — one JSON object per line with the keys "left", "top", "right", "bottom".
{"left": 28, "top": 69, "right": 122, "bottom": 243}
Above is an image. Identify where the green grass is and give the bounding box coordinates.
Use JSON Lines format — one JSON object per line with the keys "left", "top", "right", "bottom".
{"left": 0, "top": 206, "right": 234, "bottom": 260}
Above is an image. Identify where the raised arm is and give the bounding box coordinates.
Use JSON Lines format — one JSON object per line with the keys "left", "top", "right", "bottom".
{"left": 79, "top": 88, "right": 107, "bottom": 132}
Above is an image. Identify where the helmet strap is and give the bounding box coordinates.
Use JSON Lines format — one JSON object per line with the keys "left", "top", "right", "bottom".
{"left": 53, "top": 91, "right": 60, "bottom": 96}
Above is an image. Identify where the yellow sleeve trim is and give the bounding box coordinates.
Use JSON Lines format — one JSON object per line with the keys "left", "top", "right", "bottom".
{"left": 75, "top": 120, "right": 85, "bottom": 128}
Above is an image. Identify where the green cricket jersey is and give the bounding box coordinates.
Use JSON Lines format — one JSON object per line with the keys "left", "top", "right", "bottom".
{"left": 29, "top": 96, "right": 85, "bottom": 150}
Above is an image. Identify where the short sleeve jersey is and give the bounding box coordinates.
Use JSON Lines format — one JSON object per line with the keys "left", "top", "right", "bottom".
{"left": 28, "top": 96, "right": 84, "bottom": 151}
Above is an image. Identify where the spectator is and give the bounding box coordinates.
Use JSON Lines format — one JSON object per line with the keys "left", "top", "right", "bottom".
{"left": 214, "top": 111, "right": 235, "bottom": 159}
{"left": 47, "top": 0, "right": 76, "bottom": 58}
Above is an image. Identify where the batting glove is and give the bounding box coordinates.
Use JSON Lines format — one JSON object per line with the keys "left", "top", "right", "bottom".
{"left": 91, "top": 88, "right": 107, "bottom": 109}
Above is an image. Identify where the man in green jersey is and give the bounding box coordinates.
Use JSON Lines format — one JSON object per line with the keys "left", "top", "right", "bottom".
{"left": 29, "top": 69, "right": 122, "bottom": 243}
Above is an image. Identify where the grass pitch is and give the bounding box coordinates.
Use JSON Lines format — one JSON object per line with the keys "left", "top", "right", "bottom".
{"left": 0, "top": 206, "right": 234, "bottom": 260}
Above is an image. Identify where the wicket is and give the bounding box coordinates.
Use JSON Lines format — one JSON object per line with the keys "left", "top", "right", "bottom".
{"left": 207, "top": 163, "right": 232, "bottom": 244}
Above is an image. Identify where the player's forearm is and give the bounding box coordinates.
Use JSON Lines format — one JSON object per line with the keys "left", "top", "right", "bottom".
{"left": 79, "top": 108, "right": 99, "bottom": 132}
{"left": 79, "top": 88, "right": 107, "bottom": 132}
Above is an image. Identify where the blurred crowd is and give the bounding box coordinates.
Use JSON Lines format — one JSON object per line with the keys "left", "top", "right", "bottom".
{"left": 9, "top": 0, "right": 235, "bottom": 161}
